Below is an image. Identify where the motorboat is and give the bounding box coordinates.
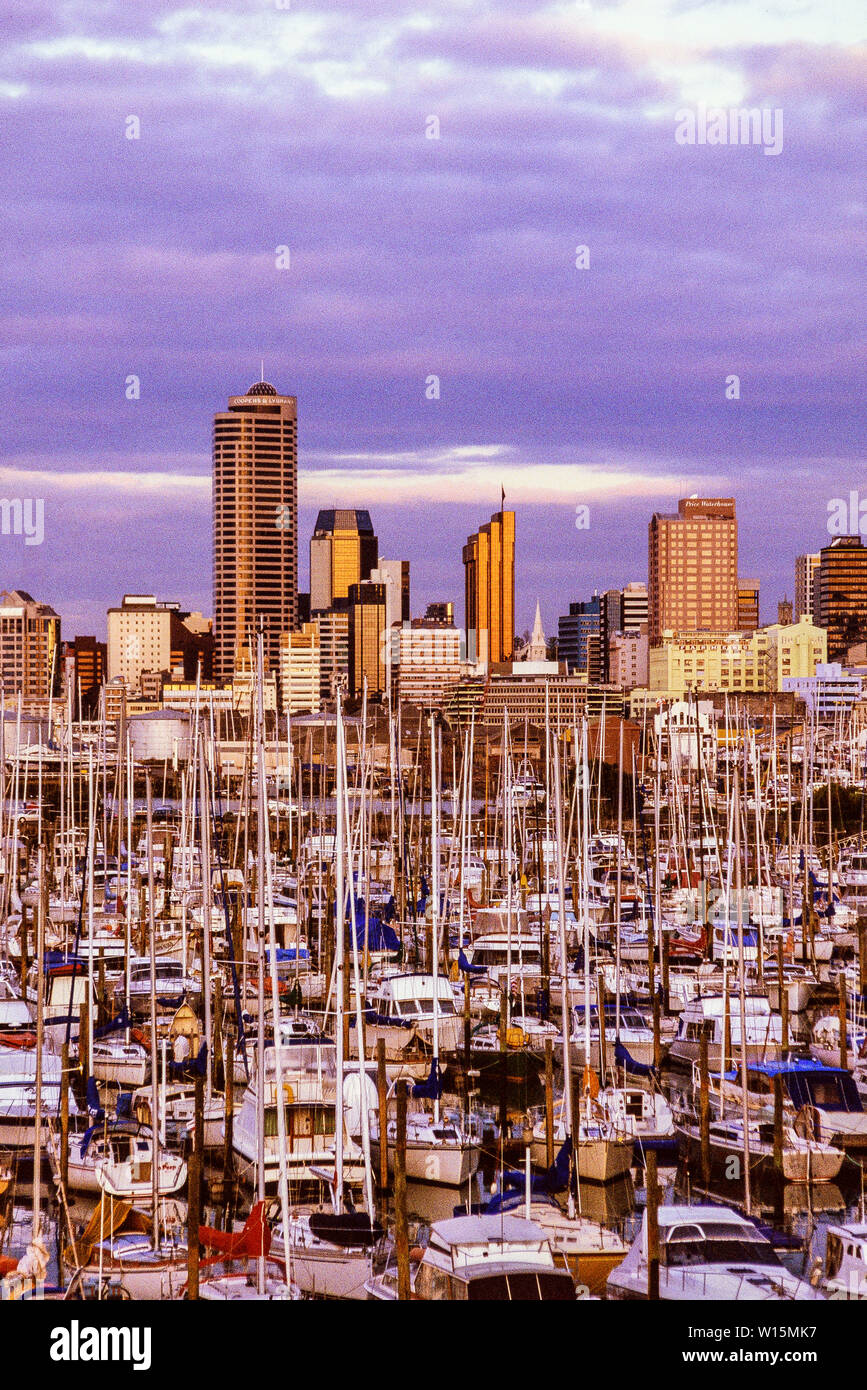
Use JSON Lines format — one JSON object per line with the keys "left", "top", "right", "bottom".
{"left": 670, "top": 993, "right": 782, "bottom": 1067}
{"left": 0, "top": 1045, "right": 79, "bottom": 1148}
{"left": 675, "top": 1113, "right": 845, "bottom": 1183}
{"left": 607, "top": 1203, "right": 822, "bottom": 1300}
{"left": 366, "top": 1215, "right": 577, "bottom": 1300}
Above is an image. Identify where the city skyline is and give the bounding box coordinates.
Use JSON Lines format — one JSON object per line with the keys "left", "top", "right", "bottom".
{"left": 1, "top": 1, "right": 863, "bottom": 640}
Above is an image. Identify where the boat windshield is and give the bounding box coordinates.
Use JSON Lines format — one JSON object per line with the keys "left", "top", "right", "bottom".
{"left": 663, "top": 1222, "right": 781, "bottom": 1268}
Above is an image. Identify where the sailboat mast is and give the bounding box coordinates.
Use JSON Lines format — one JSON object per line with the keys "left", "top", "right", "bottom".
{"left": 431, "top": 716, "right": 441, "bottom": 1127}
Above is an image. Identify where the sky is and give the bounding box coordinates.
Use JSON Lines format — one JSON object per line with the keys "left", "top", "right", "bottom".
{"left": 1, "top": 0, "right": 864, "bottom": 643}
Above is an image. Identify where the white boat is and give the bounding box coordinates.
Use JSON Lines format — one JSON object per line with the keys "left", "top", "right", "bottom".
{"left": 0, "top": 1045, "right": 79, "bottom": 1147}
{"left": 675, "top": 1113, "right": 845, "bottom": 1184}
{"left": 670, "top": 993, "right": 782, "bottom": 1067}
{"left": 270, "top": 1208, "right": 382, "bottom": 1300}
{"left": 366, "top": 1214, "right": 576, "bottom": 1300}
{"left": 94, "top": 1124, "right": 188, "bottom": 1200}
{"left": 371, "top": 1106, "right": 480, "bottom": 1188}
{"left": 821, "top": 1223, "right": 867, "bottom": 1299}
{"left": 92, "top": 1039, "right": 149, "bottom": 1087}
{"left": 232, "top": 1041, "right": 366, "bottom": 1190}
{"left": 569, "top": 1004, "right": 655, "bottom": 1070}
{"left": 607, "top": 1204, "right": 822, "bottom": 1301}
{"left": 598, "top": 1085, "right": 675, "bottom": 1144}
{"left": 368, "top": 973, "right": 462, "bottom": 1053}
{"left": 530, "top": 1100, "right": 634, "bottom": 1183}
{"left": 810, "top": 1013, "right": 867, "bottom": 1069}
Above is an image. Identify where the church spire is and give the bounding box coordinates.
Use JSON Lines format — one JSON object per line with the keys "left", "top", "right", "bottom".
{"left": 526, "top": 600, "right": 547, "bottom": 661}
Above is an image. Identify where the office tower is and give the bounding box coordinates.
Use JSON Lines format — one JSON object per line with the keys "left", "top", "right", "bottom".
{"left": 392, "top": 618, "right": 463, "bottom": 711}
{"left": 309, "top": 510, "right": 377, "bottom": 613}
{"left": 600, "top": 589, "right": 622, "bottom": 680}
{"left": 621, "top": 582, "right": 649, "bottom": 632}
{"left": 0, "top": 590, "right": 60, "bottom": 700}
{"left": 817, "top": 535, "right": 867, "bottom": 658}
{"left": 463, "top": 509, "right": 515, "bottom": 668}
{"left": 315, "top": 608, "right": 349, "bottom": 703}
{"left": 778, "top": 597, "right": 793, "bottom": 626}
{"left": 557, "top": 595, "right": 601, "bottom": 677}
{"left": 608, "top": 626, "right": 649, "bottom": 690}
{"left": 348, "top": 580, "right": 387, "bottom": 697}
{"left": 107, "top": 595, "right": 212, "bottom": 689}
{"left": 279, "top": 622, "right": 321, "bottom": 715}
{"left": 370, "top": 559, "right": 410, "bottom": 631}
{"left": 795, "top": 553, "right": 821, "bottom": 621}
{"left": 62, "top": 635, "right": 107, "bottom": 717}
{"left": 738, "top": 578, "right": 760, "bottom": 631}
{"left": 424, "top": 602, "right": 454, "bottom": 625}
{"left": 213, "top": 379, "right": 298, "bottom": 684}
{"left": 648, "top": 497, "right": 738, "bottom": 643}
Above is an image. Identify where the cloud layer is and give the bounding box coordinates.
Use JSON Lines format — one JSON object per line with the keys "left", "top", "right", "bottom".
{"left": 0, "top": 0, "right": 864, "bottom": 639}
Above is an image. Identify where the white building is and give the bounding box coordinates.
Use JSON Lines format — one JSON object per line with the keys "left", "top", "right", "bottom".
{"left": 608, "top": 625, "right": 649, "bottom": 690}
{"left": 280, "top": 623, "right": 321, "bottom": 715}
{"left": 391, "top": 621, "right": 463, "bottom": 709}
{"left": 783, "top": 663, "right": 863, "bottom": 718}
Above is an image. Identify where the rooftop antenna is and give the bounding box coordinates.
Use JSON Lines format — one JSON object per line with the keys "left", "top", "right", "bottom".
{"left": 260, "top": 357, "right": 264, "bottom": 382}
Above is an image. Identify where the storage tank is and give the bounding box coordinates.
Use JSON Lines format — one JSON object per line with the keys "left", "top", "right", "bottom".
{"left": 0, "top": 711, "right": 50, "bottom": 756}
{"left": 127, "top": 710, "right": 191, "bottom": 763}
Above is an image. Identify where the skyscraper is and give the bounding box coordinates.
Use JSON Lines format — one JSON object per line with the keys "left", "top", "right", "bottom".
{"left": 463, "top": 509, "right": 515, "bottom": 668}
{"left": 348, "top": 580, "right": 387, "bottom": 697}
{"left": 648, "top": 497, "right": 738, "bottom": 643}
{"left": 213, "top": 379, "right": 298, "bottom": 684}
{"left": 558, "top": 595, "right": 601, "bottom": 678}
{"left": 0, "top": 590, "right": 60, "bottom": 701}
{"left": 817, "top": 535, "right": 867, "bottom": 658}
{"left": 795, "top": 553, "right": 821, "bottom": 621}
{"left": 737, "top": 578, "right": 760, "bottom": 631}
{"left": 309, "top": 510, "right": 378, "bottom": 613}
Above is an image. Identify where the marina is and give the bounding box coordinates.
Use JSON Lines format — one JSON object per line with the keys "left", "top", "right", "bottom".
{"left": 5, "top": 679, "right": 867, "bottom": 1310}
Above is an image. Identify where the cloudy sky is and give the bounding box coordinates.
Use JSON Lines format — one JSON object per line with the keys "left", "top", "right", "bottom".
{"left": 1, "top": 0, "right": 864, "bottom": 641}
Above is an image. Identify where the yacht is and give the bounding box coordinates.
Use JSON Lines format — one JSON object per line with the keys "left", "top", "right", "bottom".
{"left": 270, "top": 1208, "right": 383, "bottom": 1300}
{"left": 670, "top": 993, "right": 782, "bottom": 1067}
{"left": 232, "top": 1039, "right": 366, "bottom": 1190}
{"left": 366, "top": 1215, "right": 577, "bottom": 1300}
{"left": 0, "top": 1046, "right": 79, "bottom": 1148}
{"left": 367, "top": 973, "right": 462, "bottom": 1054}
{"left": 821, "top": 1223, "right": 867, "bottom": 1298}
{"left": 607, "top": 1204, "right": 822, "bottom": 1300}
{"left": 570, "top": 1003, "right": 656, "bottom": 1070}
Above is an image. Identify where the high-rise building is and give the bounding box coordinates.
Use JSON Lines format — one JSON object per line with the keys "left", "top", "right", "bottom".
{"left": 62, "top": 635, "right": 107, "bottom": 717}
{"left": 463, "top": 509, "right": 515, "bottom": 668}
{"left": 213, "top": 380, "right": 298, "bottom": 684}
{"left": 558, "top": 595, "right": 601, "bottom": 677}
{"left": 608, "top": 626, "right": 649, "bottom": 690}
{"left": 795, "top": 553, "right": 821, "bottom": 622}
{"left": 309, "top": 510, "right": 377, "bottom": 613}
{"left": 0, "top": 590, "right": 60, "bottom": 701}
{"left": 817, "top": 535, "right": 867, "bottom": 658}
{"left": 738, "top": 578, "right": 760, "bottom": 631}
{"left": 370, "top": 559, "right": 410, "bottom": 631}
{"left": 315, "top": 608, "right": 349, "bottom": 703}
{"left": 391, "top": 619, "right": 463, "bottom": 711}
{"left": 648, "top": 497, "right": 738, "bottom": 644}
{"left": 348, "top": 581, "right": 387, "bottom": 698}
{"left": 107, "top": 595, "right": 212, "bottom": 689}
{"left": 279, "top": 622, "right": 321, "bottom": 715}
{"left": 621, "top": 582, "right": 649, "bottom": 632}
